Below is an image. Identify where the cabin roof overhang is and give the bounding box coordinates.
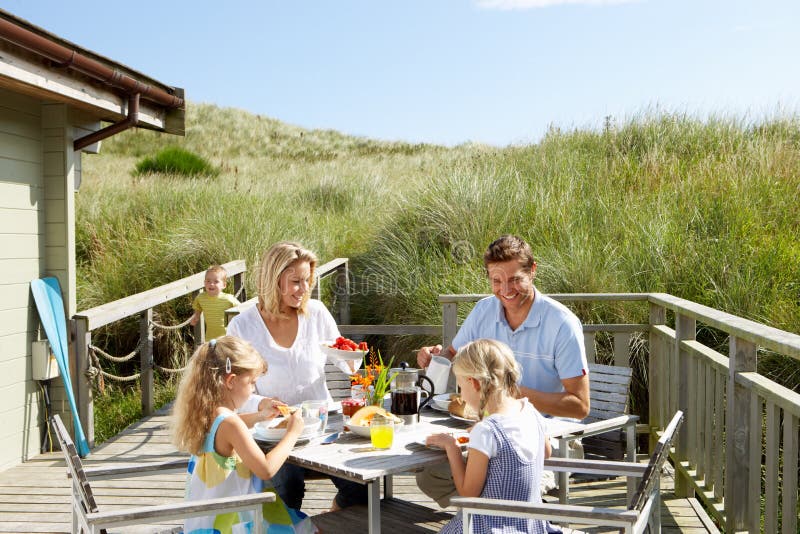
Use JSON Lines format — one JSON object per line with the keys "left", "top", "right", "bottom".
{"left": 0, "top": 9, "right": 184, "bottom": 137}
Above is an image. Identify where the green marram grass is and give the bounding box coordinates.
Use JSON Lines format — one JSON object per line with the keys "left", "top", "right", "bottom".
{"left": 80, "top": 103, "right": 800, "bottom": 440}
{"left": 134, "top": 146, "right": 220, "bottom": 177}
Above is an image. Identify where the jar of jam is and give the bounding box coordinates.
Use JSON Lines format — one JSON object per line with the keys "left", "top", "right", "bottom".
{"left": 341, "top": 397, "right": 365, "bottom": 420}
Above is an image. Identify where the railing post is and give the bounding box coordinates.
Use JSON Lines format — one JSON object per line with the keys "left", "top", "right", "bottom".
{"left": 441, "top": 299, "right": 458, "bottom": 350}
{"left": 71, "top": 317, "right": 94, "bottom": 447}
{"left": 233, "top": 271, "right": 246, "bottom": 302}
{"left": 191, "top": 289, "right": 204, "bottom": 347}
{"left": 336, "top": 262, "right": 350, "bottom": 326}
{"left": 140, "top": 308, "right": 154, "bottom": 416}
{"left": 583, "top": 332, "right": 596, "bottom": 363}
{"left": 613, "top": 332, "right": 629, "bottom": 367}
{"left": 674, "top": 312, "right": 695, "bottom": 497}
{"left": 725, "top": 335, "right": 757, "bottom": 533}
{"left": 648, "top": 303, "right": 666, "bottom": 452}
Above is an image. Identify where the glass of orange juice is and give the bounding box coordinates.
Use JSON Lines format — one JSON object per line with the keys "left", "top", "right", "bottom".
{"left": 370, "top": 416, "right": 394, "bottom": 450}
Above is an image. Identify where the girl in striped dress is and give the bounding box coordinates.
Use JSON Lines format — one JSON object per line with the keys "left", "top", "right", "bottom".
{"left": 426, "top": 339, "right": 551, "bottom": 534}
{"left": 172, "top": 336, "right": 316, "bottom": 533}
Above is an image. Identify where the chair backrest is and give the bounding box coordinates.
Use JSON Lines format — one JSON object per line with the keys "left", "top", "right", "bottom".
{"left": 325, "top": 362, "right": 352, "bottom": 401}
{"left": 51, "top": 414, "right": 106, "bottom": 533}
{"left": 628, "top": 410, "right": 684, "bottom": 512}
{"left": 586, "top": 363, "right": 632, "bottom": 423}
{"left": 583, "top": 363, "right": 633, "bottom": 460}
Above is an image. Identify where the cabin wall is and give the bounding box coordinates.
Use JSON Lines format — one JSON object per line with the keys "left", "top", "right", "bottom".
{"left": 0, "top": 87, "right": 44, "bottom": 471}
{"left": 0, "top": 88, "right": 84, "bottom": 471}
{"left": 40, "top": 103, "right": 81, "bottom": 447}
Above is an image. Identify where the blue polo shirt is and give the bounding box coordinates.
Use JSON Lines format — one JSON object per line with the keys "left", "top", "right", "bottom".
{"left": 451, "top": 288, "right": 588, "bottom": 395}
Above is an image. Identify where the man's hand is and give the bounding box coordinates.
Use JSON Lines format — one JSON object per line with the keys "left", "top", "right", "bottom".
{"left": 417, "top": 344, "right": 455, "bottom": 368}
{"left": 519, "top": 374, "right": 590, "bottom": 419}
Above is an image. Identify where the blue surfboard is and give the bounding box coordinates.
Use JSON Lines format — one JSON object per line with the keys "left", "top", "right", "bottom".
{"left": 31, "top": 277, "right": 90, "bottom": 457}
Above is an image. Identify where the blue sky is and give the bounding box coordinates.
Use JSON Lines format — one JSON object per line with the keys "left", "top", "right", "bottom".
{"left": 4, "top": 0, "right": 800, "bottom": 146}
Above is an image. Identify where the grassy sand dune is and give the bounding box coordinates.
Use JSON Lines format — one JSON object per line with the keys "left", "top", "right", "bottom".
{"left": 81, "top": 103, "right": 800, "bottom": 440}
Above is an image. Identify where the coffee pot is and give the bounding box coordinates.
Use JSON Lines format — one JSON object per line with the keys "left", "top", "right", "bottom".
{"left": 390, "top": 362, "right": 434, "bottom": 425}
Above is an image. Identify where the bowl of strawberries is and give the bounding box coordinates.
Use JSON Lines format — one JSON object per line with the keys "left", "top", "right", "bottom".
{"left": 321, "top": 336, "right": 369, "bottom": 361}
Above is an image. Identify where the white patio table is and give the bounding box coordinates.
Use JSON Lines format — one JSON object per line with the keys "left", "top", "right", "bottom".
{"left": 257, "top": 408, "right": 585, "bottom": 534}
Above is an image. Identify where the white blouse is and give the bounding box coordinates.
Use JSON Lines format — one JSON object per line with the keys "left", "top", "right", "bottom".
{"left": 227, "top": 299, "right": 359, "bottom": 411}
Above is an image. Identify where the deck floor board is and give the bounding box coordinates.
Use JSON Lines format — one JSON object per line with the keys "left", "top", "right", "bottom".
{"left": 0, "top": 409, "right": 719, "bottom": 533}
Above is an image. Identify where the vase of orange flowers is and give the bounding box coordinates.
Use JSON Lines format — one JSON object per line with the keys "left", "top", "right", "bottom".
{"left": 350, "top": 350, "right": 396, "bottom": 407}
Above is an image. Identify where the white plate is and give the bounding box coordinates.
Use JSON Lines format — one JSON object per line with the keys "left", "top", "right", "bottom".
{"left": 254, "top": 433, "right": 315, "bottom": 445}
{"left": 346, "top": 420, "right": 404, "bottom": 438}
{"left": 431, "top": 393, "right": 452, "bottom": 411}
{"left": 413, "top": 432, "right": 470, "bottom": 449}
{"left": 254, "top": 416, "right": 321, "bottom": 441}
{"left": 328, "top": 400, "right": 342, "bottom": 413}
{"left": 449, "top": 413, "right": 479, "bottom": 424}
{"left": 320, "top": 343, "right": 368, "bottom": 361}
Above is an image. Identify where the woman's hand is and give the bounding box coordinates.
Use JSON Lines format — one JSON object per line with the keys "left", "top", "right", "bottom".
{"left": 426, "top": 432, "right": 460, "bottom": 451}
{"left": 417, "top": 345, "right": 443, "bottom": 368}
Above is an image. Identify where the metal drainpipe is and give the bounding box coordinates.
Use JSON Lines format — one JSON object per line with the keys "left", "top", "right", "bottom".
{"left": 74, "top": 93, "right": 139, "bottom": 151}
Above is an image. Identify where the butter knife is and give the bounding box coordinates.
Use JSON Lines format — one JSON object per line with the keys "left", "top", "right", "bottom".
{"left": 321, "top": 432, "right": 339, "bottom": 444}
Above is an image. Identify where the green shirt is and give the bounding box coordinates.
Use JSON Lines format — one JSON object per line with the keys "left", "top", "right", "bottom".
{"left": 192, "top": 292, "right": 240, "bottom": 339}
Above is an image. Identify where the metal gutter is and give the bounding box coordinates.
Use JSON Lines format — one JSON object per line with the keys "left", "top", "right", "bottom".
{"left": 0, "top": 17, "right": 183, "bottom": 109}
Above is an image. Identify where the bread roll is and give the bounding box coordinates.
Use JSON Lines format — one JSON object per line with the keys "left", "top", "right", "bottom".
{"left": 448, "top": 395, "right": 478, "bottom": 420}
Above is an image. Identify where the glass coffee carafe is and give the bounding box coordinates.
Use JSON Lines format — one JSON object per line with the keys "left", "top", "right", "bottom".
{"left": 390, "top": 362, "right": 434, "bottom": 425}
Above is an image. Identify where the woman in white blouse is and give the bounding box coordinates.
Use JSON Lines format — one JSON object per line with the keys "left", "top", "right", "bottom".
{"left": 227, "top": 241, "right": 365, "bottom": 511}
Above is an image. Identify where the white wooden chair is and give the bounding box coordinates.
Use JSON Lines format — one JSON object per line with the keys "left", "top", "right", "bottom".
{"left": 550, "top": 363, "right": 639, "bottom": 503}
{"left": 452, "top": 411, "right": 684, "bottom": 534}
{"left": 51, "top": 414, "right": 276, "bottom": 534}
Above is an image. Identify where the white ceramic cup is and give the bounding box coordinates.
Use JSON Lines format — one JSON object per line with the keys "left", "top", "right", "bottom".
{"left": 426, "top": 355, "right": 452, "bottom": 396}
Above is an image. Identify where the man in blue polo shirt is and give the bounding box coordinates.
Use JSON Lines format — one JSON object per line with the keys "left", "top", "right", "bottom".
{"left": 416, "top": 234, "right": 590, "bottom": 506}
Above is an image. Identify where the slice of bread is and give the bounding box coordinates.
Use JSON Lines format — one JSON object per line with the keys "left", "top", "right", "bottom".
{"left": 448, "top": 395, "right": 478, "bottom": 420}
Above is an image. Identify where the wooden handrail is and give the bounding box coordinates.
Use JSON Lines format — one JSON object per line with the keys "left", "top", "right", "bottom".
{"left": 74, "top": 259, "right": 246, "bottom": 331}
{"left": 649, "top": 292, "right": 800, "bottom": 360}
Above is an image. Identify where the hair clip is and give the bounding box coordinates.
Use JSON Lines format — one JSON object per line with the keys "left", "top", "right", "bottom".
{"left": 225, "top": 357, "right": 232, "bottom": 374}
{"left": 209, "top": 338, "right": 217, "bottom": 349}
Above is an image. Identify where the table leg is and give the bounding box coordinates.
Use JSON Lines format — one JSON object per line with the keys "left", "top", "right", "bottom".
{"left": 557, "top": 437, "right": 569, "bottom": 504}
{"left": 625, "top": 421, "right": 636, "bottom": 502}
{"left": 368, "top": 480, "right": 381, "bottom": 534}
{"left": 384, "top": 474, "right": 393, "bottom": 498}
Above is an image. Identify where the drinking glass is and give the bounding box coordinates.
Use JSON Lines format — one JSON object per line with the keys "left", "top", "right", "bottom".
{"left": 370, "top": 418, "right": 394, "bottom": 450}
{"left": 301, "top": 400, "right": 328, "bottom": 433}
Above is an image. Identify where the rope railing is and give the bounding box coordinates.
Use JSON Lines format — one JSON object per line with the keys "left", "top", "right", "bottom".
{"left": 88, "top": 350, "right": 141, "bottom": 382}
{"left": 88, "top": 343, "right": 139, "bottom": 363}
{"left": 149, "top": 316, "right": 193, "bottom": 331}
{"left": 154, "top": 363, "right": 188, "bottom": 374}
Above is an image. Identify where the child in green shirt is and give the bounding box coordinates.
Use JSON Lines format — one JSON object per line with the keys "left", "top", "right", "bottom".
{"left": 189, "top": 265, "right": 240, "bottom": 339}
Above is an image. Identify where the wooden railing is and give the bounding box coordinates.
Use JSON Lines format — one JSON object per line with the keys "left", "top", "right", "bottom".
{"left": 647, "top": 293, "right": 800, "bottom": 533}
{"left": 70, "top": 260, "right": 247, "bottom": 445}
{"left": 68, "top": 258, "right": 800, "bottom": 532}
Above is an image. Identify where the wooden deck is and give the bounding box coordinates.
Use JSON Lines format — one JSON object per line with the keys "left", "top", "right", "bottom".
{"left": 0, "top": 409, "right": 720, "bottom": 533}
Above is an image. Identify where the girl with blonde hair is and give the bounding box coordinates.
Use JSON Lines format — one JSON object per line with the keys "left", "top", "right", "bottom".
{"left": 172, "top": 336, "right": 315, "bottom": 533}
{"left": 227, "top": 241, "right": 366, "bottom": 511}
{"left": 426, "top": 339, "right": 551, "bottom": 534}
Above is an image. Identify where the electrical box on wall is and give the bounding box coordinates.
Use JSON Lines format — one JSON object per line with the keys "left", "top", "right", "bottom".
{"left": 32, "top": 340, "right": 59, "bottom": 381}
